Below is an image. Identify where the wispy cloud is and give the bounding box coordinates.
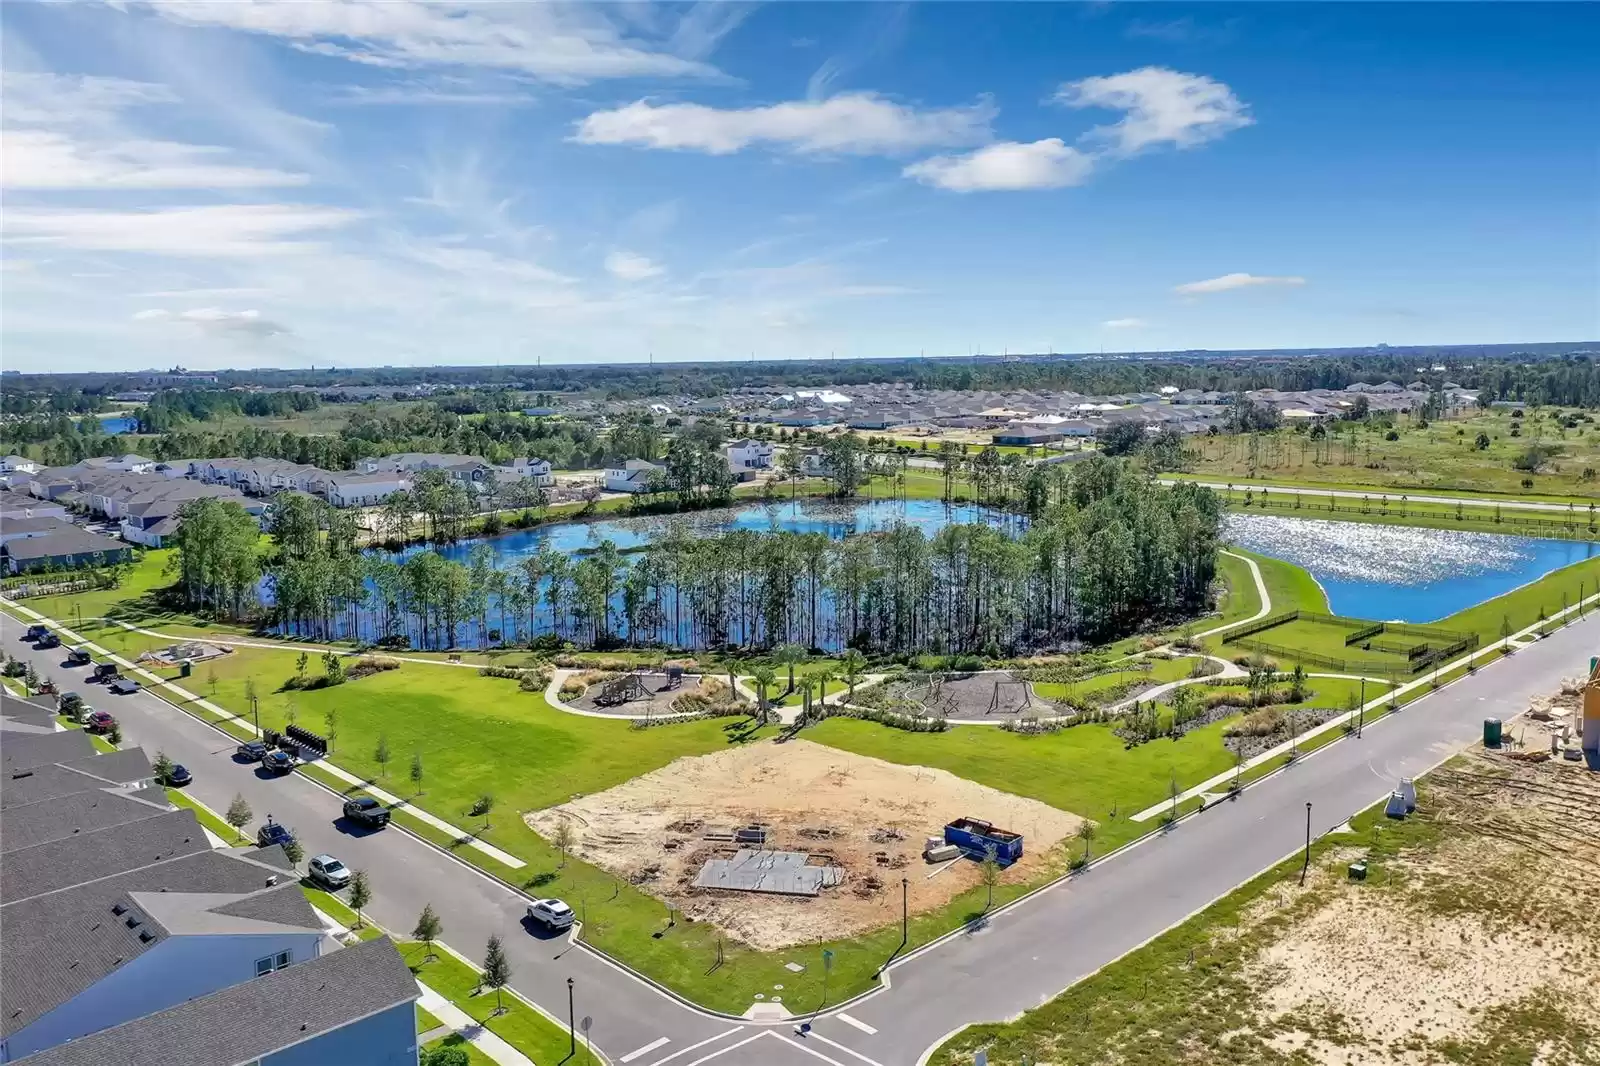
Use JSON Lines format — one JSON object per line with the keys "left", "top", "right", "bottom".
{"left": 133, "top": 306, "right": 291, "bottom": 337}
{"left": 904, "top": 138, "right": 1094, "bottom": 191}
{"left": 1055, "top": 67, "right": 1252, "bottom": 157}
{"left": 573, "top": 93, "right": 995, "bottom": 156}
{"left": 1102, "top": 317, "right": 1148, "bottom": 328}
{"left": 1174, "top": 273, "right": 1306, "bottom": 295}
{"left": 3, "top": 204, "right": 363, "bottom": 256}
{"left": 331, "top": 81, "right": 537, "bottom": 107}
{"left": 134, "top": 0, "right": 727, "bottom": 85}
{"left": 605, "top": 251, "right": 664, "bottom": 282}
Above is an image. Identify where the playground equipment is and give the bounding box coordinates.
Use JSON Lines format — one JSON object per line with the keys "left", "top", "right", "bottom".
{"left": 665, "top": 664, "right": 685, "bottom": 690}
{"left": 989, "top": 678, "right": 1033, "bottom": 715}
{"left": 596, "top": 672, "right": 649, "bottom": 707}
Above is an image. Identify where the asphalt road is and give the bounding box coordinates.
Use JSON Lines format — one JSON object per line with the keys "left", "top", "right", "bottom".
{"left": 7, "top": 608, "right": 1594, "bottom": 1066}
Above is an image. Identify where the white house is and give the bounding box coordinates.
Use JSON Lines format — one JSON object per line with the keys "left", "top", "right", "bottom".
{"left": 604, "top": 458, "right": 665, "bottom": 494}
{"left": 724, "top": 439, "right": 776, "bottom": 474}
{"left": 324, "top": 472, "right": 409, "bottom": 508}
{"left": 0, "top": 456, "right": 41, "bottom": 475}
{"left": 497, "top": 457, "right": 555, "bottom": 487}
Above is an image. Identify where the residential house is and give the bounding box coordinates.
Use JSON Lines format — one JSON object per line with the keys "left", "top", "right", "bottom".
{"left": 992, "top": 426, "right": 1064, "bottom": 446}
{"left": 497, "top": 457, "right": 555, "bottom": 487}
{"left": 118, "top": 485, "right": 265, "bottom": 548}
{"left": 324, "top": 472, "right": 409, "bottom": 509}
{"left": 0, "top": 456, "right": 41, "bottom": 475}
{"left": 604, "top": 458, "right": 666, "bottom": 493}
{"left": 724, "top": 439, "right": 776, "bottom": 476}
{"left": 2, "top": 527, "right": 133, "bottom": 575}
{"left": 13, "top": 937, "right": 420, "bottom": 1066}
{"left": 0, "top": 516, "right": 76, "bottom": 549}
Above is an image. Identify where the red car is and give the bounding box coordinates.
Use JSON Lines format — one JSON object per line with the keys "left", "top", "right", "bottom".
{"left": 85, "top": 710, "right": 117, "bottom": 735}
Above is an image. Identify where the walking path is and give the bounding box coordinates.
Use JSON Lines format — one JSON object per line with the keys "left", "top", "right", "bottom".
{"left": 1159, "top": 477, "right": 1597, "bottom": 514}
{"left": 415, "top": 983, "right": 535, "bottom": 1066}
{"left": 1129, "top": 591, "right": 1600, "bottom": 821}
{"left": 0, "top": 596, "right": 524, "bottom": 869}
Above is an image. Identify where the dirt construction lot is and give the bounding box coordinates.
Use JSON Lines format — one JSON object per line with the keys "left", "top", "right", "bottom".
{"left": 525, "top": 739, "right": 1082, "bottom": 950}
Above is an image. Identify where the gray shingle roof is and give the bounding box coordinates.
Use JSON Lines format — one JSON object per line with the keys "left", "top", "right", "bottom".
{"left": 2, "top": 808, "right": 210, "bottom": 904}
{"left": 1, "top": 730, "right": 95, "bottom": 774}
{"left": 1, "top": 748, "right": 155, "bottom": 809}
{"left": 1, "top": 848, "right": 301, "bottom": 1038}
{"left": 3, "top": 527, "right": 129, "bottom": 562}
{"left": 14, "top": 937, "right": 417, "bottom": 1066}
{"left": 0, "top": 516, "right": 74, "bottom": 536}
{"left": 0, "top": 786, "right": 172, "bottom": 853}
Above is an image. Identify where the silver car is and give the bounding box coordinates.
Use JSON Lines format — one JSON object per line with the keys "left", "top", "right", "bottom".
{"left": 307, "top": 854, "right": 351, "bottom": 889}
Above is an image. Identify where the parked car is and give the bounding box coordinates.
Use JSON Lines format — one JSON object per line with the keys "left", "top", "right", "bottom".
{"left": 108, "top": 678, "right": 140, "bottom": 695}
{"left": 307, "top": 854, "right": 352, "bottom": 889}
{"left": 66, "top": 648, "right": 92, "bottom": 666}
{"left": 23, "top": 624, "right": 48, "bottom": 641}
{"left": 91, "top": 663, "right": 120, "bottom": 682}
{"left": 164, "top": 763, "right": 192, "bottom": 787}
{"left": 342, "top": 797, "right": 390, "bottom": 829}
{"left": 525, "top": 898, "right": 575, "bottom": 931}
{"left": 262, "top": 750, "right": 295, "bottom": 775}
{"left": 256, "top": 820, "right": 294, "bottom": 849}
{"left": 58, "top": 692, "right": 86, "bottom": 720}
{"left": 37, "top": 632, "right": 60, "bottom": 649}
{"left": 85, "top": 710, "right": 116, "bottom": 735}
{"left": 236, "top": 740, "right": 268, "bottom": 761}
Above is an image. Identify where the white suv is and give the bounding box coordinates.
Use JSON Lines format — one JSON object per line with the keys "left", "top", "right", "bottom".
{"left": 525, "top": 898, "right": 574, "bottom": 931}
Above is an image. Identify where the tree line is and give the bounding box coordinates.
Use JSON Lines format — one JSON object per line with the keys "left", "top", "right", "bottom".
{"left": 168, "top": 456, "right": 1221, "bottom": 655}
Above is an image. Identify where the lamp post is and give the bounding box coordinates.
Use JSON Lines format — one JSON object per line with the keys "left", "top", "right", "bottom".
{"left": 566, "top": 977, "right": 575, "bottom": 1058}
{"left": 901, "top": 876, "right": 909, "bottom": 951}
{"left": 1356, "top": 677, "right": 1365, "bottom": 737}
{"left": 1300, "top": 802, "right": 1313, "bottom": 886}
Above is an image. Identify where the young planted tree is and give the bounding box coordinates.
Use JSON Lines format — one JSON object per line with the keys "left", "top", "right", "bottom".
{"left": 281, "top": 831, "right": 304, "bottom": 868}
{"left": 751, "top": 664, "right": 777, "bottom": 716}
{"left": 224, "top": 793, "right": 252, "bottom": 843}
{"left": 374, "top": 734, "right": 391, "bottom": 779}
{"left": 841, "top": 649, "right": 866, "bottom": 699}
{"left": 980, "top": 845, "right": 1002, "bottom": 912}
{"left": 410, "top": 752, "right": 425, "bottom": 796}
{"left": 348, "top": 870, "right": 372, "bottom": 929}
{"left": 296, "top": 651, "right": 309, "bottom": 679}
{"left": 1075, "top": 820, "right": 1097, "bottom": 864}
{"left": 482, "top": 935, "right": 512, "bottom": 1016}
{"left": 474, "top": 793, "right": 495, "bottom": 832}
{"left": 323, "top": 707, "right": 339, "bottom": 754}
{"left": 552, "top": 816, "right": 575, "bottom": 867}
{"left": 413, "top": 903, "right": 442, "bottom": 961}
{"left": 153, "top": 751, "right": 175, "bottom": 786}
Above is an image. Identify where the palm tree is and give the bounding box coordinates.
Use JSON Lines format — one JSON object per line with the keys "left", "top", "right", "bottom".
{"left": 841, "top": 649, "right": 866, "bottom": 699}
{"left": 751, "top": 664, "right": 777, "bottom": 714}
{"left": 775, "top": 643, "right": 806, "bottom": 696}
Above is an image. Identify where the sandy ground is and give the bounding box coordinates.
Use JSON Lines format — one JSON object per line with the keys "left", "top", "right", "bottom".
{"left": 869, "top": 670, "right": 1045, "bottom": 720}
{"left": 1242, "top": 689, "right": 1600, "bottom": 1064}
{"left": 525, "top": 738, "right": 1081, "bottom": 950}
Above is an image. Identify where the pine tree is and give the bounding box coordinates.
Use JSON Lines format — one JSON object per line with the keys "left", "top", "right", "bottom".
{"left": 482, "top": 935, "right": 511, "bottom": 1016}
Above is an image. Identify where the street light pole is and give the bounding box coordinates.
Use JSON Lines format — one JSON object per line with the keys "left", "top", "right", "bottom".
{"left": 1356, "top": 678, "right": 1365, "bottom": 737}
{"left": 566, "top": 977, "right": 575, "bottom": 1058}
{"left": 1300, "top": 802, "right": 1313, "bottom": 886}
{"left": 901, "top": 876, "right": 909, "bottom": 951}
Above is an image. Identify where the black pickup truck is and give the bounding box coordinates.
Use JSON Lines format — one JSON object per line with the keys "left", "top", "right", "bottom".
{"left": 342, "top": 797, "right": 390, "bottom": 829}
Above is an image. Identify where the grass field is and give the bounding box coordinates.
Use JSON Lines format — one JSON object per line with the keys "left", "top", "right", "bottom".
{"left": 399, "top": 942, "right": 601, "bottom": 1066}
{"left": 931, "top": 740, "right": 1600, "bottom": 1066}
{"left": 1187, "top": 407, "right": 1600, "bottom": 499}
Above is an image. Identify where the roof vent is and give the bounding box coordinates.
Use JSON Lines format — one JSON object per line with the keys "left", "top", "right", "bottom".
{"left": 124, "top": 915, "right": 141, "bottom": 929}
{"left": 138, "top": 930, "right": 155, "bottom": 943}
{"left": 111, "top": 903, "right": 127, "bottom": 916}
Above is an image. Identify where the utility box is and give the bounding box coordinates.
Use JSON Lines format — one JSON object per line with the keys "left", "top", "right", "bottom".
{"left": 1483, "top": 718, "right": 1503, "bottom": 747}
{"left": 944, "top": 817, "right": 1023, "bottom": 867}
{"left": 1348, "top": 860, "right": 1368, "bottom": 881}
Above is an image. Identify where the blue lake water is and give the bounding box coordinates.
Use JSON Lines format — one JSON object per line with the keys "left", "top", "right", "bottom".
{"left": 78, "top": 415, "right": 138, "bottom": 435}
{"left": 1224, "top": 514, "right": 1599, "bottom": 622}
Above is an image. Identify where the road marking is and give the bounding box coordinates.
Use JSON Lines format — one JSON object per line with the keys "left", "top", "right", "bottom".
{"left": 833, "top": 1013, "right": 877, "bottom": 1035}
{"left": 808, "top": 1031, "right": 885, "bottom": 1066}
{"left": 644, "top": 1028, "right": 745, "bottom": 1066}
{"left": 622, "top": 1037, "right": 671, "bottom": 1063}
{"left": 677, "top": 1030, "right": 764, "bottom": 1066}
{"left": 770, "top": 1032, "right": 849, "bottom": 1066}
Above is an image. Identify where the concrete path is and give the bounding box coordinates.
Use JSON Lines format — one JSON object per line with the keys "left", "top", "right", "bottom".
{"left": 1, "top": 596, "right": 523, "bottom": 869}
{"left": 416, "top": 983, "right": 536, "bottom": 1066}
{"left": 1159, "top": 477, "right": 1597, "bottom": 515}
{"left": 1128, "top": 591, "right": 1600, "bottom": 822}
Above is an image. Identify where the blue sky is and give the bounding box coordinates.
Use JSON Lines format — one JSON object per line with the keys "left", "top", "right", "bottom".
{"left": 2, "top": 2, "right": 1595, "bottom": 372}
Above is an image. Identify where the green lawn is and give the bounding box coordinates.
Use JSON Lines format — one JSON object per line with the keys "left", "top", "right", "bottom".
{"left": 808, "top": 716, "right": 1239, "bottom": 852}
{"left": 1213, "top": 552, "right": 1262, "bottom": 626}
{"left": 416, "top": 1006, "right": 443, "bottom": 1035}
{"left": 167, "top": 788, "right": 247, "bottom": 844}
{"left": 1031, "top": 655, "right": 1200, "bottom": 703}
{"left": 422, "top": 1035, "right": 497, "bottom": 1066}
{"left": 400, "top": 943, "right": 601, "bottom": 1066}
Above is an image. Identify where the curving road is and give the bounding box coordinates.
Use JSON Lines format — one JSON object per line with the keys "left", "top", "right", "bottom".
{"left": 5, "top": 602, "right": 1592, "bottom": 1066}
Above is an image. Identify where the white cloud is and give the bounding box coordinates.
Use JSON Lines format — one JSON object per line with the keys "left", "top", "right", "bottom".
{"left": 1102, "top": 317, "right": 1148, "bottom": 329}
{"left": 2, "top": 129, "right": 308, "bottom": 189}
{"left": 3, "top": 204, "right": 363, "bottom": 257}
{"left": 135, "top": 0, "right": 724, "bottom": 85}
{"left": 133, "top": 307, "right": 290, "bottom": 336}
{"left": 573, "top": 93, "right": 995, "bottom": 155}
{"left": 331, "top": 82, "right": 537, "bottom": 107}
{"left": 903, "top": 139, "right": 1094, "bottom": 192}
{"left": 0, "top": 71, "right": 178, "bottom": 126}
{"left": 1174, "top": 273, "right": 1306, "bottom": 295}
{"left": 1056, "top": 67, "right": 1251, "bottom": 156}
{"left": 605, "top": 251, "right": 664, "bottom": 281}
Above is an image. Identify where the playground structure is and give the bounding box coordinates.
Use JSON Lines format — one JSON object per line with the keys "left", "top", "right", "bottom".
{"left": 989, "top": 678, "right": 1033, "bottom": 716}
{"left": 568, "top": 670, "right": 720, "bottom": 719}
{"left": 867, "top": 670, "right": 1047, "bottom": 721}
{"left": 595, "top": 672, "right": 649, "bottom": 707}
